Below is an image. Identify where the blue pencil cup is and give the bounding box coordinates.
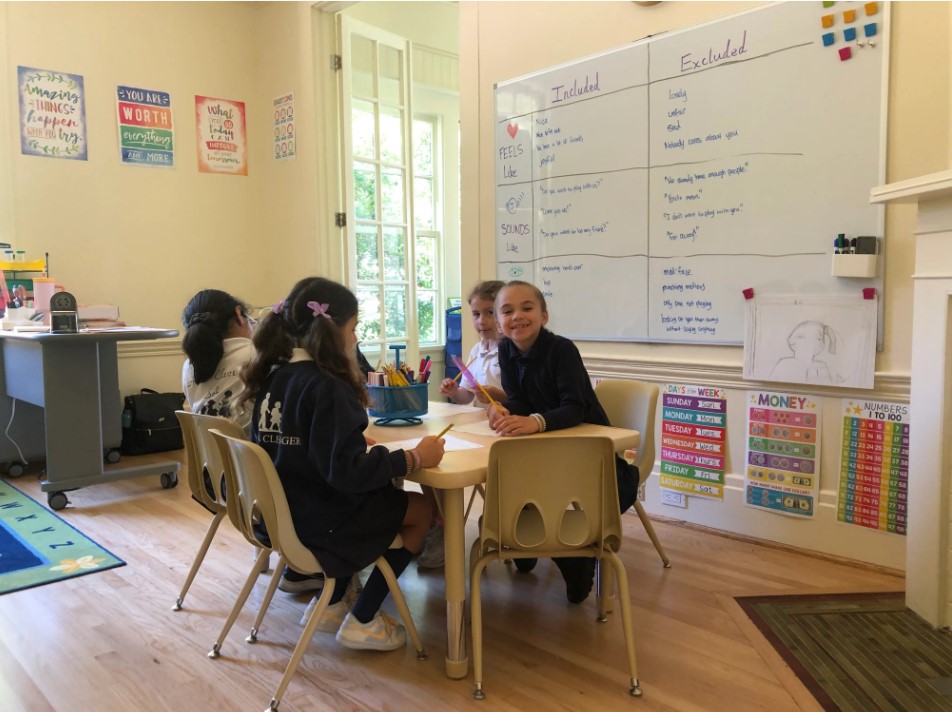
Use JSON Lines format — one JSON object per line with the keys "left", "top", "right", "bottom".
{"left": 367, "top": 383, "right": 429, "bottom": 426}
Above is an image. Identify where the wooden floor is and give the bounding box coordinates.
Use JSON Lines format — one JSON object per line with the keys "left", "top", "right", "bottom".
{"left": 0, "top": 452, "right": 903, "bottom": 712}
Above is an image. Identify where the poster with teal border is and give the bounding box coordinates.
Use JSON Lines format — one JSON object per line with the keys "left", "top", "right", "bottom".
{"left": 745, "top": 390, "right": 821, "bottom": 517}
{"left": 18, "top": 66, "right": 87, "bottom": 160}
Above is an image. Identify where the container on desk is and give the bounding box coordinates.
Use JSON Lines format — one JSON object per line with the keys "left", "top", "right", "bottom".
{"left": 368, "top": 383, "right": 428, "bottom": 426}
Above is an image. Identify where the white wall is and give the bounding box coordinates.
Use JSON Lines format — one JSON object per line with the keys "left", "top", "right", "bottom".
{"left": 460, "top": 1, "right": 951, "bottom": 568}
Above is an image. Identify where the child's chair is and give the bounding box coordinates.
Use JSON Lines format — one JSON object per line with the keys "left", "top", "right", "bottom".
{"left": 173, "top": 410, "right": 253, "bottom": 611}
{"left": 209, "top": 429, "right": 426, "bottom": 712}
{"left": 594, "top": 379, "right": 671, "bottom": 568}
{"left": 469, "top": 435, "right": 642, "bottom": 701}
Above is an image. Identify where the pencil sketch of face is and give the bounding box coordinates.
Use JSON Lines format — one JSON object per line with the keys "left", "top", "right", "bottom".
{"left": 788, "top": 321, "right": 825, "bottom": 358}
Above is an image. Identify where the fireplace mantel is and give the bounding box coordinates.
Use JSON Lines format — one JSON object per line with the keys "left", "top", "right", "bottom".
{"left": 872, "top": 169, "right": 952, "bottom": 628}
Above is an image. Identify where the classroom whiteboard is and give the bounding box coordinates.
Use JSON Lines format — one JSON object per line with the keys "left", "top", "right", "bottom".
{"left": 494, "top": 1, "right": 888, "bottom": 345}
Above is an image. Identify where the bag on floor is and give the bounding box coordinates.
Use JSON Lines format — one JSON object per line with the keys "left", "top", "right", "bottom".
{"left": 120, "top": 388, "right": 185, "bottom": 455}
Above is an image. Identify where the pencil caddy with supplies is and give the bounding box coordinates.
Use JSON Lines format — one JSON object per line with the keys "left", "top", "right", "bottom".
{"left": 367, "top": 383, "right": 429, "bottom": 426}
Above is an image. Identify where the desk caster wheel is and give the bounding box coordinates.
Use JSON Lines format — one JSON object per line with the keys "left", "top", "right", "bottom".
{"left": 160, "top": 472, "right": 179, "bottom": 489}
{"left": 48, "top": 491, "right": 69, "bottom": 510}
{"left": 6, "top": 463, "right": 25, "bottom": 478}
{"left": 105, "top": 449, "right": 121, "bottom": 464}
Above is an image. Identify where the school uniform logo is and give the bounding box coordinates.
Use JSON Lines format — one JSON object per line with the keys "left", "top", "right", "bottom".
{"left": 258, "top": 391, "right": 301, "bottom": 445}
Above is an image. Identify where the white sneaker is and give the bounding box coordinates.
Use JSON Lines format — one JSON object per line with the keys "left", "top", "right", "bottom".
{"left": 300, "top": 598, "right": 349, "bottom": 633}
{"left": 336, "top": 611, "right": 407, "bottom": 651}
{"left": 416, "top": 525, "right": 445, "bottom": 568}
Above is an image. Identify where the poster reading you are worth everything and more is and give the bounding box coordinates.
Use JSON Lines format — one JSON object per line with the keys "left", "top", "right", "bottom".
{"left": 658, "top": 384, "right": 727, "bottom": 499}
{"left": 745, "top": 390, "right": 821, "bottom": 518}
{"left": 837, "top": 399, "right": 909, "bottom": 535}
{"left": 116, "top": 85, "right": 174, "bottom": 167}
{"left": 18, "top": 66, "right": 87, "bottom": 160}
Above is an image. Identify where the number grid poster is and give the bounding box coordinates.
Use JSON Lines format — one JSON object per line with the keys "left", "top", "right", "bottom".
{"left": 658, "top": 384, "right": 727, "bottom": 499}
{"left": 745, "top": 391, "right": 820, "bottom": 517}
{"left": 116, "top": 85, "right": 174, "bottom": 167}
{"left": 837, "top": 399, "right": 908, "bottom": 535}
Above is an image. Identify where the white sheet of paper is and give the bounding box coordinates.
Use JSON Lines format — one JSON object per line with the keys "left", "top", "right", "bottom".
{"left": 378, "top": 434, "right": 484, "bottom": 452}
{"left": 419, "top": 401, "right": 485, "bottom": 418}
{"left": 452, "top": 420, "right": 499, "bottom": 438}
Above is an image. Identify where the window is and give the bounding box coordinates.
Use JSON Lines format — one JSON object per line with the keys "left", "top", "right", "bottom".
{"left": 340, "top": 18, "right": 444, "bottom": 360}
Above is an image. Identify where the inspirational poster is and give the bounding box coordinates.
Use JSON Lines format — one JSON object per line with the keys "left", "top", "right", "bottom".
{"left": 745, "top": 390, "right": 821, "bottom": 517}
{"left": 273, "top": 92, "right": 295, "bottom": 161}
{"left": 658, "top": 383, "right": 727, "bottom": 499}
{"left": 837, "top": 399, "right": 908, "bottom": 535}
{"left": 116, "top": 85, "right": 173, "bottom": 167}
{"left": 195, "top": 96, "right": 247, "bottom": 175}
{"left": 18, "top": 66, "right": 87, "bottom": 160}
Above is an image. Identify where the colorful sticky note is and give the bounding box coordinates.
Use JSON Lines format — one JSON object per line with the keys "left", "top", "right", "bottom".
{"left": 839, "top": 46, "right": 852, "bottom": 61}
{"left": 865, "top": 2, "right": 878, "bottom": 16}
{"left": 821, "top": 14, "right": 834, "bottom": 28}
{"left": 864, "top": 22, "right": 877, "bottom": 38}
{"left": 822, "top": 0, "right": 835, "bottom": 6}
{"left": 843, "top": 9, "right": 856, "bottom": 23}
{"left": 822, "top": 32, "right": 835, "bottom": 47}
{"left": 844, "top": 27, "right": 857, "bottom": 42}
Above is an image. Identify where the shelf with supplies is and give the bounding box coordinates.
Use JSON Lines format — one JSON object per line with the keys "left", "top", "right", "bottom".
{"left": 0, "top": 259, "right": 46, "bottom": 273}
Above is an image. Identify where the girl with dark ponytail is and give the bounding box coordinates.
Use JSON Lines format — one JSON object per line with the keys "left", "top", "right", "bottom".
{"left": 239, "top": 277, "right": 445, "bottom": 651}
{"left": 181, "top": 289, "right": 254, "bottom": 431}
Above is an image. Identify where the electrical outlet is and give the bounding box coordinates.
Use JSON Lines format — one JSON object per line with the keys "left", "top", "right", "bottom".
{"left": 660, "top": 489, "right": 687, "bottom": 508}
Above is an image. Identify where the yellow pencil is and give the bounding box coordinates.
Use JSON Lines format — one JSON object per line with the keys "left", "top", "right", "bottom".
{"left": 435, "top": 423, "right": 454, "bottom": 439}
{"left": 473, "top": 381, "right": 504, "bottom": 416}
{"left": 451, "top": 355, "right": 478, "bottom": 382}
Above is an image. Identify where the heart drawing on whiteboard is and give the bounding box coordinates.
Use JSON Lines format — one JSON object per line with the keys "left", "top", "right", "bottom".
{"left": 507, "top": 123, "right": 518, "bottom": 139}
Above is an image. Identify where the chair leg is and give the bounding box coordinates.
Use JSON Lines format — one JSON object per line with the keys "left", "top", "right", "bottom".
{"left": 634, "top": 501, "right": 671, "bottom": 567}
{"left": 267, "top": 579, "right": 336, "bottom": 712}
{"left": 247, "top": 558, "right": 284, "bottom": 643}
{"left": 606, "top": 551, "right": 642, "bottom": 697}
{"left": 374, "top": 556, "right": 427, "bottom": 660}
{"left": 173, "top": 511, "right": 226, "bottom": 610}
{"left": 470, "top": 553, "right": 491, "bottom": 700}
{"left": 209, "top": 549, "right": 277, "bottom": 658}
{"left": 596, "top": 558, "right": 616, "bottom": 621}
{"left": 463, "top": 483, "right": 485, "bottom": 525}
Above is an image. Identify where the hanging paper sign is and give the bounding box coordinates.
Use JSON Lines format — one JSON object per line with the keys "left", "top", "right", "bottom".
{"left": 837, "top": 399, "right": 908, "bottom": 535}
{"left": 116, "top": 85, "right": 174, "bottom": 167}
{"left": 745, "top": 390, "right": 821, "bottom": 517}
{"left": 658, "top": 384, "right": 727, "bottom": 499}
{"left": 195, "top": 96, "right": 248, "bottom": 175}
{"left": 18, "top": 66, "right": 87, "bottom": 160}
{"left": 273, "top": 92, "right": 295, "bottom": 161}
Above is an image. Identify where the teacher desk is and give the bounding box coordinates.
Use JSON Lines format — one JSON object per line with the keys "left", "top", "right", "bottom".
{"left": 0, "top": 327, "right": 181, "bottom": 510}
{"left": 366, "top": 403, "right": 639, "bottom": 679}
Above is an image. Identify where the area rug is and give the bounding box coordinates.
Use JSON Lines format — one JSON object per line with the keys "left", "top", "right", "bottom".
{"left": 0, "top": 480, "right": 124, "bottom": 594}
{"left": 736, "top": 591, "right": 952, "bottom": 712}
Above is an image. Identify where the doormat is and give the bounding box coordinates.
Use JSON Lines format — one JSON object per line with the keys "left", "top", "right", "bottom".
{"left": 736, "top": 591, "right": 952, "bottom": 712}
{"left": 0, "top": 479, "right": 124, "bottom": 594}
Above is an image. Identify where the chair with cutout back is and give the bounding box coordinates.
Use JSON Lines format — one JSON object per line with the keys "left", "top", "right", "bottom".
{"left": 209, "top": 428, "right": 426, "bottom": 712}
{"left": 469, "top": 435, "right": 642, "bottom": 701}
{"left": 594, "top": 379, "right": 671, "bottom": 568}
{"left": 173, "top": 410, "right": 252, "bottom": 610}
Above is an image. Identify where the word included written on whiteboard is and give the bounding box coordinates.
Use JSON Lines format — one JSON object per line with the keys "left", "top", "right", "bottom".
{"left": 681, "top": 30, "right": 748, "bottom": 72}
{"left": 550, "top": 73, "right": 601, "bottom": 104}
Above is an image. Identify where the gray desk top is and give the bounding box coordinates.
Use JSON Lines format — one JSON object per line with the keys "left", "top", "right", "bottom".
{"left": 0, "top": 327, "right": 178, "bottom": 342}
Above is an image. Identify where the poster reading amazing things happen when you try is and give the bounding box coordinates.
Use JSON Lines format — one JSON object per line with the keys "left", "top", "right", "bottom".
{"left": 658, "top": 384, "right": 728, "bottom": 499}
{"left": 745, "top": 390, "right": 821, "bottom": 518}
{"left": 116, "top": 85, "right": 174, "bottom": 167}
{"left": 837, "top": 398, "right": 909, "bottom": 535}
{"left": 18, "top": 66, "right": 87, "bottom": 160}
{"left": 195, "top": 95, "right": 247, "bottom": 175}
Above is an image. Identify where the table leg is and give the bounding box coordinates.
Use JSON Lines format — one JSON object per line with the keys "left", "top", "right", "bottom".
{"left": 441, "top": 486, "right": 468, "bottom": 678}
